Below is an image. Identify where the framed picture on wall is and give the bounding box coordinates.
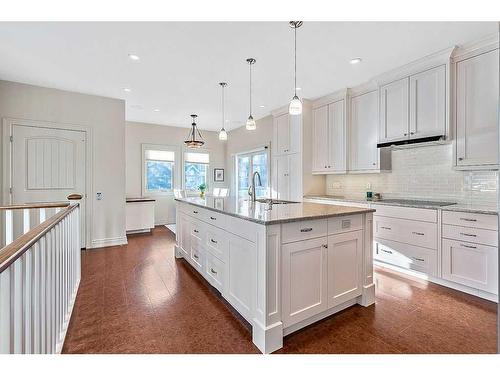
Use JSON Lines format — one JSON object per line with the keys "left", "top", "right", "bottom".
{"left": 214, "top": 168, "right": 224, "bottom": 182}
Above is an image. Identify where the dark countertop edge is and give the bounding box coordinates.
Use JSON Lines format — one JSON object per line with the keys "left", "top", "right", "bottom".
{"left": 304, "top": 195, "right": 498, "bottom": 215}
{"left": 175, "top": 198, "right": 376, "bottom": 225}
{"left": 126, "top": 197, "right": 156, "bottom": 203}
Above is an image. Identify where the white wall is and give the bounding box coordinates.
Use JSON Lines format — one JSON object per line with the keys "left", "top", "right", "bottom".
{"left": 326, "top": 144, "right": 498, "bottom": 205}
{"left": 0, "top": 80, "right": 126, "bottom": 248}
{"left": 126, "top": 121, "right": 226, "bottom": 225}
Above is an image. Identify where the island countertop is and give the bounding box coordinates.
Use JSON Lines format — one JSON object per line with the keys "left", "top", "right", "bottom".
{"left": 175, "top": 196, "right": 375, "bottom": 225}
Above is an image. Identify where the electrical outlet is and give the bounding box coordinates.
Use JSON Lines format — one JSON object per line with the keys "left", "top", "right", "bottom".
{"left": 366, "top": 182, "right": 372, "bottom": 190}
{"left": 331, "top": 182, "right": 341, "bottom": 189}
{"left": 96, "top": 192, "right": 103, "bottom": 200}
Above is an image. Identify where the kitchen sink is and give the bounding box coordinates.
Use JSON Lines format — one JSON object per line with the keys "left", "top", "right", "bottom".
{"left": 254, "top": 198, "right": 299, "bottom": 205}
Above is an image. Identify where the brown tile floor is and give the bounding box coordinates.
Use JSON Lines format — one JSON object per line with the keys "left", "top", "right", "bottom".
{"left": 62, "top": 226, "right": 498, "bottom": 354}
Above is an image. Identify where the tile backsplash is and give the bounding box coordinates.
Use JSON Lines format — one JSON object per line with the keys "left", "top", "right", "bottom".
{"left": 326, "top": 144, "right": 498, "bottom": 205}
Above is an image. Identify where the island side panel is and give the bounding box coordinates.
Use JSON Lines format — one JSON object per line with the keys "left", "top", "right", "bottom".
{"left": 174, "top": 201, "right": 182, "bottom": 258}
{"left": 360, "top": 212, "right": 375, "bottom": 306}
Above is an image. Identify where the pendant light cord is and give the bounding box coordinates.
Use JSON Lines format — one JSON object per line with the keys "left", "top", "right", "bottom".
{"left": 294, "top": 25, "right": 297, "bottom": 97}
{"left": 249, "top": 62, "right": 252, "bottom": 117}
{"left": 221, "top": 84, "right": 225, "bottom": 130}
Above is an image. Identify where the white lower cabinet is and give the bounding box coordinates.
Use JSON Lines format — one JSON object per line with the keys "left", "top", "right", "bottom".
{"left": 282, "top": 237, "right": 328, "bottom": 327}
{"left": 442, "top": 239, "right": 498, "bottom": 294}
{"left": 205, "top": 251, "right": 225, "bottom": 293}
{"left": 327, "top": 230, "right": 363, "bottom": 308}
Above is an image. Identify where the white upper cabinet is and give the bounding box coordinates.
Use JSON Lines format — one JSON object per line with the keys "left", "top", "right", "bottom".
{"left": 455, "top": 47, "right": 499, "bottom": 169}
{"left": 311, "top": 95, "right": 346, "bottom": 174}
{"left": 273, "top": 113, "right": 300, "bottom": 155}
{"left": 379, "top": 78, "right": 409, "bottom": 143}
{"left": 349, "top": 90, "right": 381, "bottom": 172}
{"left": 409, "top": 65, "right": 446, "bottom": 139}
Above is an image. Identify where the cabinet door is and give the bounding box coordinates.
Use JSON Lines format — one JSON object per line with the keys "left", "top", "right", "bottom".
{"left": 282, "top": 237, "right": 328, "bottom": 327}
{"left": 179, "top": 214, "right": 190, "bottom": 257}
{"left": 456, "top": 49, "right": 499, "bottom": 168}
{"left": 328, "top": 99, "right": 346, "bottom": 172}
{"left": 288, "top": 153, "right": 302, "bottom": 201}
{"left": 312, "top": 105, "right": 329, "bottom": 172}
{"left": 274, "top": 113, "right": 290, "bottom": 155}
{"left": 227, "top": 235, "right": 255, "bottom": 320}
{"left": 409, "top": 65, "right": 446, "bottom": 139}
{"left": 442, "top": 239, "right": 498, "bottom": 294}
{"left": 272, "top": 155, "right": 289, "bottom": 200}
{"left": 327, "top": 230, "right": 362, "bottom": 308}
{"left": 379, "top": 78, "right": 409, "bottom": 142}
{"left": 350, "top": 90, "right": 379, "bottom": 171}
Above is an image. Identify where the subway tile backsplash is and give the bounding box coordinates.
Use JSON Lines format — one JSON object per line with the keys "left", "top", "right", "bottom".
{"left": 326, "top": 144, "right": 498, "bottom": 205}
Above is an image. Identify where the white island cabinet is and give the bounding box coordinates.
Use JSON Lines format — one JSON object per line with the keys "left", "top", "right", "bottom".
{"left": 174, "top": 197, "right": 375, "bottom": 353}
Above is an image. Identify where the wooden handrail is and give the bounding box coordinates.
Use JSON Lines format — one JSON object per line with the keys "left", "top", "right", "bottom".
{"left": 0, "top": 202, "right": 70, "bottom": 211}
{"left": 0, "top": 204, "right": 79, "bottom": 273}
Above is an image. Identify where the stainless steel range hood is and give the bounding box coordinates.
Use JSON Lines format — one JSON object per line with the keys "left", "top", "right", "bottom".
{"left": 377, "top": 135, "right": 446, "bottom": 149}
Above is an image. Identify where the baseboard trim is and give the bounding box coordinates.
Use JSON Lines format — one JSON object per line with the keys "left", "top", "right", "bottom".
{"left": 90, "top": 236, "right": 128, "bottom": 248}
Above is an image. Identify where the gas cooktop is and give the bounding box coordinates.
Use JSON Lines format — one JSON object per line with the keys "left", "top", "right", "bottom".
{"left": 375, "top": 199, "right": 456, "bottom": 207}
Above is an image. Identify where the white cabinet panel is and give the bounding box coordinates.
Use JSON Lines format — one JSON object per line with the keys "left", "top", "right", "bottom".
{"left": 179, "top": 214, "right": 190, "bottom": 257}
{"left": 328, "top": 99, "right": 346, "bottom": 173}
{"left": 282, "top": 237, "right": 328, "bottom": 327}
{"left": 456, "top": 49, "right": 499, "bottom": 168}
{"left": 273, "top": 113, "right": 301, "bottom": 155}
{"left": 327, "top": 230, "right": 362, "bottom": 308}
{"left": 379, "top": 78, "right": 409, "bottom": 143}
{"left": 272, "top": 155, "right": 289, "bottom": 200}
{"left": 409, "top": 65, "right": 446, "bottom": 139}
{"left": 205, "top": 252, "right": 226, "bottom": 293}
{"left": 350, "top": 90, "right": 380, "bottom": 171}
{"left": 442, "top": 239, "right": 498, "bottom": 294}
{"left": 312, "top": 105, "right": 329, "bottom": 172}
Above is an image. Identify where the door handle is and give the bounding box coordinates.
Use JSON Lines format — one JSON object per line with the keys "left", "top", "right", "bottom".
{"left": 460, "top": 232, "right": 477, "bottom": 237}
{"left": 193, "top": 229, "right": 199, "bottom": 233}
{"left": 210, "top": 238, "right": 217, "bottom": 244}
{"left": 380, "top": 226, "right": 392, "bottom": 230}
{"left": 412, "top": 257, "right": 425, "bottom": 262}
{"left": 461, "top": 244, "right": 477, "bottom": 249}
{"left": 412, "top": 231, "right": 425, "bottom": 236}
{"left": 210, "top": 216, "right": 217, "bottom": 220}
{"left": 460, "top": 217, "right": 477, "bottom": 222}
{"left": 300, "top": 228, "right": 313, "bottom": 232}
{"left": 210, "top": 268, "right": 217, "bottom": 275}
{"left": 381, "top": 249, "right": 393, "bottom": 254}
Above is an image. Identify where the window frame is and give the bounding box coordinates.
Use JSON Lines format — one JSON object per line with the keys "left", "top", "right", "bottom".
{"left": 141, "top": 143, "right": 180, "bottom": 196}
{"left": 182, "top": 149, "right": 211, "bottom": 192}
{"left": 234, "top": 146, "right": 271, "bottom": 199}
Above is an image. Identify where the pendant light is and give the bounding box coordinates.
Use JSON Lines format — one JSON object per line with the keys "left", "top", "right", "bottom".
{"left": 245, "top": 58, "right": 257, "bottom": 130}
{"left": 289, "top": 21, "right": 303, "bottom": 115}
{"left": 218, "top": 82, "right": 228, "bottom": 141}
{"left": 184, "top": 114, "right": 205, "bottom": 148}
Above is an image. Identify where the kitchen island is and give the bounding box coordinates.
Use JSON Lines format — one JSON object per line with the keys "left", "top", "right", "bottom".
{"left": 174, "top": 197, "right": 376, "bottom": 353}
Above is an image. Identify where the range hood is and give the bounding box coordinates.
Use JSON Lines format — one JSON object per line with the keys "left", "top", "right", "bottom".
{"left": 377, "top": 135, "right": 446, "bottom": 149}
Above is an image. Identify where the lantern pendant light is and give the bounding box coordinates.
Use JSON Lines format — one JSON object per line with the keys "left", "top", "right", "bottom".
{"left": 218, "top": 82, "right": 228, "bottom": 141}
{"left": 289, "top": 21, "right": 303, "bottom": 115}
{"left": 184, "top": 114, "right": 205, "bottom": 148}
{"left": 246, "top": 58, "right": 257, "bottom": 130}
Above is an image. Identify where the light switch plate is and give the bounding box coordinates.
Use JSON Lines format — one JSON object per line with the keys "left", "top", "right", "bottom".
{"left": 96, "top": 192, "right": 103, "bottom": 200}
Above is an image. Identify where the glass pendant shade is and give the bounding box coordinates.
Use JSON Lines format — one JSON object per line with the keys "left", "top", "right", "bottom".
{"left": 289, "top": 95, "right": 302, "bottom": 115}
{"left": 246, "top": 115, "right": 256, "bottom": 130}
{"left": 218, "top": 128, "right": 228, "bottom": 140}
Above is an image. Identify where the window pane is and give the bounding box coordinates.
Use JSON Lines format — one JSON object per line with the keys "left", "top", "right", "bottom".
{"left": 146, "top": 160, "right": 173, "bottom": 191}
{"left": 184, "top": 162, "right": 208, "bottom": 190}
{"left": 237, "top": 156, "right": 250, "bottom": 198}
{"left": 185, "top": 152, "right": 209, "bottom": 164}
{"left": 252, "top": 153, "right": 268, "bottom": 198}
{"left": 145, "top": 149, "right": 175, "bottom": 161}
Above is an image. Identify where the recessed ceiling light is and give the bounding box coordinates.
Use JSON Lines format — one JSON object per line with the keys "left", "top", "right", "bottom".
{"left": 123, "top": 88, "right": 131, "bottom": 93}
{"left": 350, "top": 58, "right": 362, "bottom": 65}
{"left": 128, "top": 54, "right": 140, "bottom": 61}
{"left": 295, "top": 87, "right": 302, "bottom": 91}
{"left": 153, "top": 109, "right": 160, "bottom": 112}
{"left": 259, "top": 105, "right": 265, "bottom": 108}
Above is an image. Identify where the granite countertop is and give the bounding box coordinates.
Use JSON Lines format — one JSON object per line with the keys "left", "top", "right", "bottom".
{"left": 175, "top": 197, "right": 375, "bottom": 225}
{"left": 126, "top": 197, "right": 156, "bottom": 203}
{"left": 304, "top": 195, "right": 498, "bottom": 215}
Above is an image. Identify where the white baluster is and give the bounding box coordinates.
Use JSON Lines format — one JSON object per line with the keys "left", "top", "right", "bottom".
{"left": 32, "top": 241, "right": 41, "bottom": 354}
{"left": 40, "top": 236, "right": 46, "bottom": 354}
{"left": 39, "top": 208, "right": 46, "bottom": 223}
{"left": 5, "top": 210, "right": 13, "bottom": 245}
{"left": 0, "top": 269, "right": 11, "bottom": 353}
{"left": 12, "top": 259, "right": 23, "bottom": 353}
{"left": 23, "top": 209, "right": 30, "bottom": 234}
{"left": 45, "top": 230, "right": 52, "bottom": 353}
{"left": 23, "top": 251, "right": 32, "bottom": 353}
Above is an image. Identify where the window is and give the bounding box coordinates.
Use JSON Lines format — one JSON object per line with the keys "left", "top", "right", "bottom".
{"left": 184, "top": 152, "right": 210, "bottom": 191}
{"left": 143, "top": 146, "right": 176, "bottom": 194}
{"left": 236, "top": 148, "right": 269, "bottom": 199}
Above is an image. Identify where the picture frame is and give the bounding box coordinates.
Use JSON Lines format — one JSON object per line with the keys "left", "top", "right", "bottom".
{"left": 214, "top": 168, "right": 224, "bottom": 182}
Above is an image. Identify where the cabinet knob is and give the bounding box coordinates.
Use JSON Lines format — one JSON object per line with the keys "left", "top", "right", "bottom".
{"left": 210, "top": 268, "right": 218, "bottom": 275}
{"left": 322, "top": 244, "right": 328, "bottom": 248}
{"left": 410, "top": 132, "right": 415, "bottom": 135}
{"left": 404, "top": 133, "right": 408, "bottom": 136}
{"left": 372, "top": 163, "right": 376, "bottom": 166}
{"left": 458, "top": 157, "right": 464, "bottom": 161}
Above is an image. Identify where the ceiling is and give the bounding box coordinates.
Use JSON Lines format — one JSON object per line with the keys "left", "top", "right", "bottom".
{"left": 0, "top": 22, "right": 496, "bottom": 131}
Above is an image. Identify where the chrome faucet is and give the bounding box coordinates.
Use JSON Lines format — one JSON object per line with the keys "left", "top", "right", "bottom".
{"left": 248, "top": 171, "right": 262, "bottom": 202}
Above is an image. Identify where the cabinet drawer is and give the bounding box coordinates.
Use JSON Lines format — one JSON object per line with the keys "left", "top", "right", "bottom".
{"left": 442, "top": 224, "right": 498, "bottom": 247}
{"left": 201, "top": 209, "right": 227, "bottom": 229}
{"left": 190, "top": 220, "right": 205, "bottom": 241}
{"left": 374, "top": 216, "right": 437, "bottom": 249}
{"left": 328, "top": 215, "right": 363, "bottom": 234}
{"left": 189, "top": 236, "right": 205, "bottom": 272}
{"left": 282, "top": 219, "right": 328, "bottom": 244}
{"left": 205, "top": 226, "right": 228, "bottom": 261}
{"left": 371, "top": 204, "right": 437, "bottom": 223}
{"left": 374, "top": 240, "right": 437, "bottom": 276}
{"left": 205, "top": 252, "right": 225, "bottom": 293}
{"left": 442, "top": 211, "right": 498, "bottom": 230}
{"left": 186, "top": 205, "right": 205, "bottom": 219}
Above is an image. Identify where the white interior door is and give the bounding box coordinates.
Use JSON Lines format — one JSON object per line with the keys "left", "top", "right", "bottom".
{"left": 10, "top": 124, "right": 87, "bottom": 247}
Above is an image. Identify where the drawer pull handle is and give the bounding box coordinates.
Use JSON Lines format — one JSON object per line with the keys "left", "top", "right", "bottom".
{"left": 412, "top": 231, "right": 425, "bottom": 236}
{"left": 210, "top": 216, "right": 217, "bottom": 220}
{"left": 460, "top": 232, "right": 477, "bottom": 237}
{"left": 460, "top": 218, "right": 477, "bottom": 222}
{"left": 193, "top": 254, "right": 199, "bottom": 259}
{"left": 381, "top": 249, "right": 393, "bottom": 254}
{"left": 461, "top": 244, "right": 477, "bottom": 249}
{"left": 193, "top": 210, "right": 199, "bottom": 214}
{"left": 210, "top": 238, "right": 218, "bottom": 244}
{"left": 210, "top": 268, "right": 217, "bottom": 275}
{"left": 193, "top": 229, "right": 199, "bottom": 233}
{"left": 300, "top": 228, "right": 313, "bottom": 232}
{"left": 322, "top": 244, "right": 328, "bottom": 248}
{"left": 412, "top": 257, "right": 425, "bottom": 262}
{"left": 380, "top": 226, "right": 392, "bottom": 230}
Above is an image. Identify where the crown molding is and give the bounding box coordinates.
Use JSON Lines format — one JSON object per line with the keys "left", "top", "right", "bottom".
{"left": 312, "top": 88, "right": 348, "bottom": 109}
{"left": 451, "top": 32, "right": 499, "bottom": 62}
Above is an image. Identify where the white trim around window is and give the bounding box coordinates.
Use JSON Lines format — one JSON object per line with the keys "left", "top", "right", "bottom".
{"left": 141, "top": 143, "right": 181, "bottom": 196}
{"left": 182, "top": 148, "right": 212, "bottom": 191}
